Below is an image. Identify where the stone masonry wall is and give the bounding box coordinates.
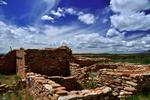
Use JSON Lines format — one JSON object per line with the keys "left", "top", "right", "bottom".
{"left": 74, "top": 57, "right": 110, "bottom": 67}
{"left": 0, "top": 46, "right": 72, "bottom": 77}
{"left": 70, "top": 62, "right": 150, "bottom": 99}
{"left": 25, "top": 46, "right": 72, "bottom": 77}
{"left": 0, "top": 50, "right": 16, "bottom": 74}
{"left": 95, "top": 68, "right": 150, "bottom": 98}
{"left": 26, "top": 72, "right": 115, "bottom": 100}
{"left": 16, "top": 49, "right": 26, "bottom": 79}
{"left": 47, "top": 76, "right": 82, "bottom": 91}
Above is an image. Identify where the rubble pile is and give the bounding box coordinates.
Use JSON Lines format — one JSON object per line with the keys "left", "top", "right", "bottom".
{"left": 0, "top": 80, "right": 25, "bottom": 94}
{"left": 0, "top": 84, "right": 8, "bottom": 93}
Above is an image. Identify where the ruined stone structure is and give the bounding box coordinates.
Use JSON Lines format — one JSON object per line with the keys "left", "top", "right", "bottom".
{"left": 73, "top": 56, "right": 110, "bottom": 67}
{"left": 0, "top": 50, "right": 16, "bottom": 74}
{"left": 70, "top": 61, "right": 150, "bottom": 99}
{"left": 26, "top": 72, "right": 114, "bottom": 100}
{"left": 25, "top": 47, "right": 71, "bottom": 77}
{"left": 0, "top": 46, "right": 150, "bottom": 100}
{"left": 0, "top": 46, "right": 72, "bottom": 78}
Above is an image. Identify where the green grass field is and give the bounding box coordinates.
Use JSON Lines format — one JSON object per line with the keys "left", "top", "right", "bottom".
{"left": 0, "top": 74, "right": 32, "bottom": 100}
{"left": 0, "top": 74, "right": 20, "bottom": 85}
{"left": 0, "top": 89, "right": 32, "bottom": 100}
{"left": 126, "top": 93, "right": 150, "bottom": 100}
{"left": 74, "top": 53, "right": 150, "bottom": 64}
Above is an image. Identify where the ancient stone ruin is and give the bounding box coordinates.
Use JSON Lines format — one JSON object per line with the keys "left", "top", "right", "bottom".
{"left": 0, "top": 46, "right": 150, "bottom": 100}
{"left": 0, "top": 46, "right": 72, "bottom": 78}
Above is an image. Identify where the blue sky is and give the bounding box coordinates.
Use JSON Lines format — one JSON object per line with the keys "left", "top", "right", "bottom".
{"left": 0, "top": 0, "right": 150, "bottom": 53}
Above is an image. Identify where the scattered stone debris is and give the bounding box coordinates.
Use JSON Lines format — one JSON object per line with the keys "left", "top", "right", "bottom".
{"left": 0, "top": 80, "right": 25, "bottom": 94}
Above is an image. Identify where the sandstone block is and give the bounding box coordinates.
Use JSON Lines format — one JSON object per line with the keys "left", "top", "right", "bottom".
{"left": 44, "top": 84, "right": 53, "bottom": 93}
{"left": 54, "top": 87, "right": 66, "bottom": 92}
{"left": 0, "top": 84, "right": 6, "bottom": 88}
{"left": 56, "top": 90, "right": 68, "bottom": 95}
{"left": 51, "top": 83, "right": 61, "bottom": 88}
{"left": 102, "top": 87, "right": 112, "bottom": 94}
{"left": 126, "top": 81, "right": 138, "bottom": 87}
{"left": 112, "top": 91, "right": 118, "bottom": 96}
{"left": 124, "top": 87, "right": 136, "bottom": 92}
{"left": 84, "top": 92, "right": 98, "bottom": 99}
{"left": 58, "top": 95, "right": 77, "bottom": 100}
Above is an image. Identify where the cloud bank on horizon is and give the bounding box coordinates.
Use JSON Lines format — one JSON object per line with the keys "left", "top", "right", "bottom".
{"left": 0, "top": 0, "right": 150, "bottom": 53}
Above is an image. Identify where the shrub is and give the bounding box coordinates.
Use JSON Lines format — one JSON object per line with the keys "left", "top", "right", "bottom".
{"left": 82, "top": 71, "right": 98, "bottom": 89}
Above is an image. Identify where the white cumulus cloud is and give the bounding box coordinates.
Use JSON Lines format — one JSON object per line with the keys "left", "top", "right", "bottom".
{"left": 106, "top": 28, "right": 121, "bottom": 37}
{"left": 41, "top": 15, "right": 54, "bottom": 22}
{"left": 110, "top": 0, "right": 150, "bottom": 31}
{"left": 42, "top": 7, "right": 97, "bottom": 25}
{"left": 78, "top": 13, "right": 96, "bottom": 25}
{"left": 0, "top": 21, "right": 78, "bottom": 53}
{"left": 51, "top": 8, "right": 64, "bottom": 17}
{"left": 110, "top": 0, "right": 150, "bottom": 14}
{"left": 65, "top": 8, "right": 77, "bottom": 15}
{"left": 111, "top": 12, "right": 150, "bottom": 31}
{"left": 0, "top": 20, "right": 149, "bottom": 53}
